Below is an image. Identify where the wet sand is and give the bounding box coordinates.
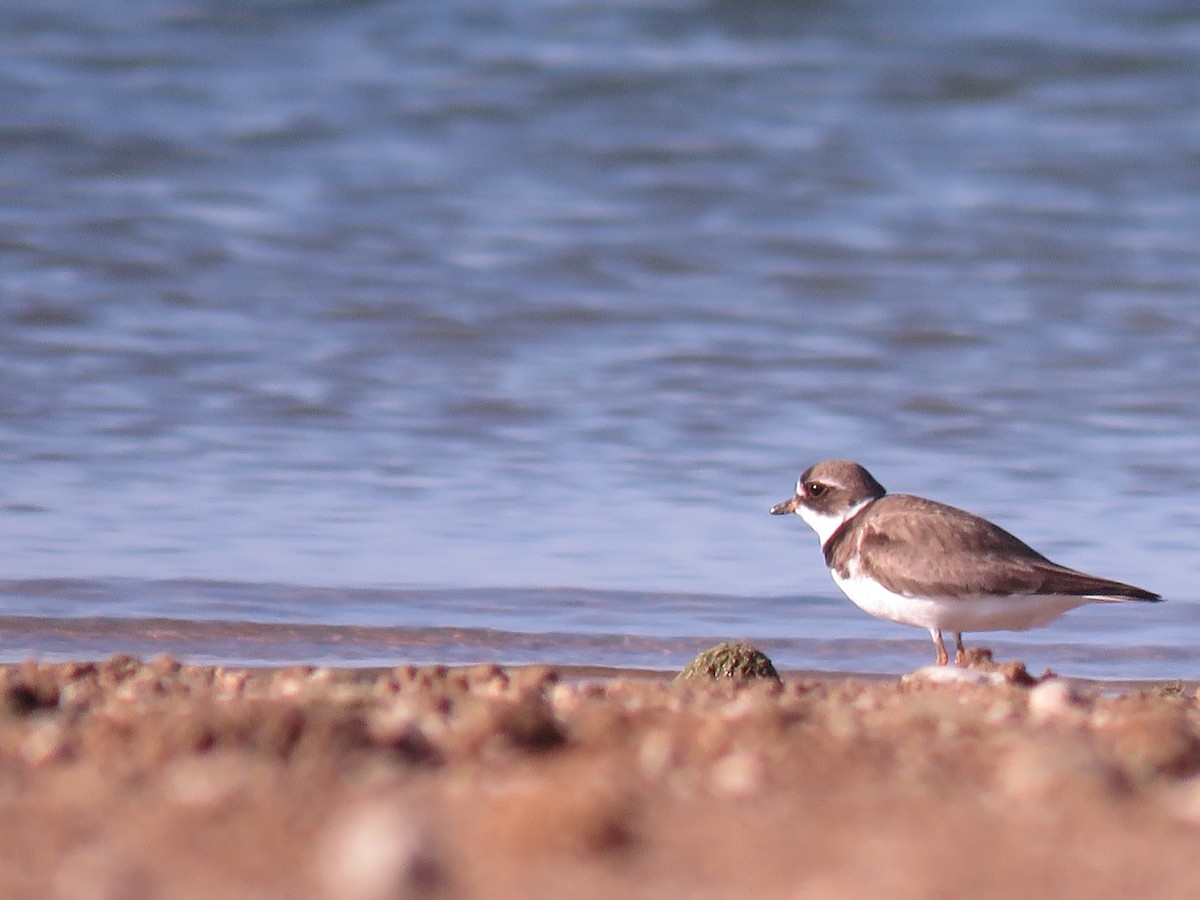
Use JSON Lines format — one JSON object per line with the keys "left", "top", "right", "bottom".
{"left": 2, "top": 654, "right": 1200, "bottom": 899}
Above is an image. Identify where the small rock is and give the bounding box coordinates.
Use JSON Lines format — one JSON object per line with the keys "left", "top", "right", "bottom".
{"left": 3, "top": 679, "right": 59, "bottom": 716}
{"left": 494, "top": 691, "right": 567, "bottom": 753}
{"left": 1146, "top": 680, "right": 1185, "bottom": 699}
{"left": 319, "top": 802, "right": 443, "bottom": 900}
{"left": 114, "top": 674, "right": 165, "bottom": 704}
{"left": 709, "top": 750, "right": 764, "bottom": 798}
{"left": 676, "top": 642, "right": 779, "bottom": 683}
{"left": 60, "top": 661, "right": 97, "bottom": 680}
{"left": 98, "top": 653, "right": 142, "bottom": 685}
{"left": 902, "top": 666, "right": 1008, "bottom": 686}
{"left": 367, "top": 703, "right": 442, "bottom": 766}
{"left": 215, "top": 670, "right": 248, "bottom": 700}
{"left": 310, "top": 667, "right": 336, "bottom": 684}
{"left": 1027, "top": 678, "right": 1087, "bottom": 723}
{"left": 148, "top": 654, "right": 182, "bottom": 677}
{"left": 509, "top": 665, "right": 558, "bottom": 693}
{"left": 20, "top": 723, "right": 72, "bottom": 767}
{"left": 270, "top": 672, "right": 308, "bottom": 699}
{"left": 58, "top": 679, "right": 102, "bottom": 713}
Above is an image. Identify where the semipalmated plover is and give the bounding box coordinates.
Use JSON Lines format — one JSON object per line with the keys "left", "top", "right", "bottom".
{"left": 770, "top": 460, "right": 1161, "bottom": 666}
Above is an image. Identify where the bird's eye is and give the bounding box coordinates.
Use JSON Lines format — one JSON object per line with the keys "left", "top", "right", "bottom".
{"left": 805, "top": 481, "right": 826, "bottom": 497}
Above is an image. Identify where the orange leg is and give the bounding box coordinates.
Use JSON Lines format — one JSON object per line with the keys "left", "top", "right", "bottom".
{"left": 954, "top": 632, "right": 967, "bottom": 666}
{"left": 930, "top": 628, "right": 949, "bottom": 666}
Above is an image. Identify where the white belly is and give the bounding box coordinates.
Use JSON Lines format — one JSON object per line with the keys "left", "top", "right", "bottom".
{"left": 830, "top": 571, "right": 1091, "bottom": 633}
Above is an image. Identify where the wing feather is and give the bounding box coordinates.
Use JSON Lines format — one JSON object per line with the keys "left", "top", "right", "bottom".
{"left": 853, "top": 495, "right": 1160, "bottom": 602}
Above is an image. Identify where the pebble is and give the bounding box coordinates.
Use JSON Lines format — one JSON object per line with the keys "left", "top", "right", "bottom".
{"left": 709, "top": 750, "right": 764, "bottom": 798}
{"left": 901, "top": 666, "right": 1008, "bottom": 686}
{"left": 215, "top": 669, "right": 248, "bottom": 700}
{"left": 319, "top": 801, "right": 442, "bottom": 900}
{"left": 1027, "top": 679, "right": 1087, "bottom": 723}
{"left": 20, "top": 723, "right": 72, "bottom": 767}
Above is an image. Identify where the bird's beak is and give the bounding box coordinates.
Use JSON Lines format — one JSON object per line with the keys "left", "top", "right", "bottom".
{"left": 770, "top": 495, "right": 800, "bottom": 516}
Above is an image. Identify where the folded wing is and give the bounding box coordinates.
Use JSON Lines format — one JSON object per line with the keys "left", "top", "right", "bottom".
{"left": 853, "top": 495, "right": 1161, "bottom": 602}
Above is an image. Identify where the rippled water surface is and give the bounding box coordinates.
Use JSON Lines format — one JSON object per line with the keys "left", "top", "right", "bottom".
{"left": 2, "top": 0, "right": 1199, "bottom": 676}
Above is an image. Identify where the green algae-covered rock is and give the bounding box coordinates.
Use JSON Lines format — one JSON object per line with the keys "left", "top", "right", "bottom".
{"left": 675, "top": 641, "right": 780, "bottom": 683}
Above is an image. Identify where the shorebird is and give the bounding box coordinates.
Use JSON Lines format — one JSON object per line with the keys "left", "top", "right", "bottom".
{"left": 770, "top": 460, "right": 1162, "bottom": 665}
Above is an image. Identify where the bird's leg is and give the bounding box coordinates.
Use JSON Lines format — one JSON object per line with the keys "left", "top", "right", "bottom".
{"left": 930, "top": 628, "right": 949, "bottom": 666}
{"left": 954, "top": 632, "right": 967, "bottom": 667}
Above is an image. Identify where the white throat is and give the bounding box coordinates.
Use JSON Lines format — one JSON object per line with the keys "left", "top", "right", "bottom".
{"left": 794, "top": 497, "right": 875, "bottom": 547}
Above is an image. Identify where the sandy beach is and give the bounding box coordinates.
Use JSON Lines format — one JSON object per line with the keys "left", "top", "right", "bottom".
{"left": 2, "top": 653, "right": 1199, "bottom": 899}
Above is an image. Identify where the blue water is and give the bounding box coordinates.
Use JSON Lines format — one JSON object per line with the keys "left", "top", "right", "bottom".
{"left": 0, "top": 579, "right": 1188, "bottom": 679}
{"left": 1, "top": 0, "right": 1199, "bottom": 677}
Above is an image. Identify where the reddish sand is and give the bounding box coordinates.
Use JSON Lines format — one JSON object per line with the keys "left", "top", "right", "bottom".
{"left": 2, "top": 653, "right": 1200, "bottom": 899}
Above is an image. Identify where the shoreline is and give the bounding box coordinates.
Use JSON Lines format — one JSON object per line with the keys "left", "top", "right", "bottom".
{"left": 3, "top": 655, "right": 1200, "bottom": 898}
{"left": 5, "top": 654, "right": 1194, "bottom": 689}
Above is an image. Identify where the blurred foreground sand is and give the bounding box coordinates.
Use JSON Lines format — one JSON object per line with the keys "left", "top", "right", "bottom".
{"left": 2, "top": 655, "right": 1199, "bottom": 899}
